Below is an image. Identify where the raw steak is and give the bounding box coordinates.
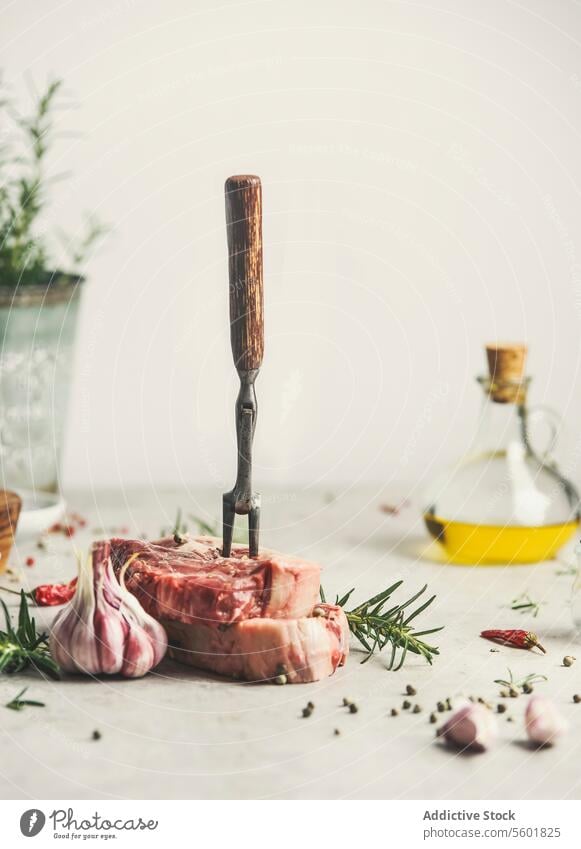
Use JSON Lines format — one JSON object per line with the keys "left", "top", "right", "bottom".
{"left": 163, "top": 603, "right": 349, "bottom": 683}
{"left": 110, "top": 535, "right": 320, "bottom": 628}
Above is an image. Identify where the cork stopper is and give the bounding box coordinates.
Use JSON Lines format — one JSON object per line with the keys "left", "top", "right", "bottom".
{"left": 485, "top": 344, "right": 527, "bottom": 403}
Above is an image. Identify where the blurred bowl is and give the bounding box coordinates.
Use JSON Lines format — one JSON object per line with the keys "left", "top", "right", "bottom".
{"left": 14, "top": 489, "right": 66, "bottom": 541}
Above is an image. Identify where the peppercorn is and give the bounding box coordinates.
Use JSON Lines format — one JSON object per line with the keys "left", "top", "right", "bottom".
{"left": 429, "top": 713, "right": 437, "bottom": 723}
{"left": 302, "top": 706, "right": 313, "bottom": 718}
{"left": 92, "top": 730, "right": 102, "bottom": 740}
{"left": 506, "top": 716, "right": 514, "bottom": 722}
{"left": 342, "top": 697, "right": 352, "bottom": 707}
{"left": 334, "top": 728, "right": 341, "bottom": 736}
{"left": 412, "top": 704, "right": 421, "bottom": 714}
{"left": 509, "top": 687, "right": 519, "bottom": 698}
{"left": 500, "top": 689, "right": 509, "bottom": 698}
{"left": 307, "top": 701, "right": 314, "bottom": 710}
{"left": 522, "top": 683, "right": 533, "bottom": 694}
{"left": 390, "top": 708, "right": 398, "bottom": 717}
{"left": 445, "top": 698, "right": 452, "bottom": 711}
{"left": 563, "top": 656, "right": 576, "bottom": 667}
{"left": 573, "top": 694, "right": 581, "bottom": 703}
{"left": 274, "top": 674, "right": 287, "bottom": 685}
{"left": 402, "top": 700, "right": 411, "bottom": 710}
{"left": 349, "top": 703, "right": 359, "bottom": 714}
{"left": 405, "top": 684, "right": 416, "bottom": 696}
{"left": 436, "top": 701, "right": 445, "bottom": 713}
{"left": 497, "top": 704, "right": 507, "bottom": 714}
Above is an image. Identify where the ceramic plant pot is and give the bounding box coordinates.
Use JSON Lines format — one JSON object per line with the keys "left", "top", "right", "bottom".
{"left": 0, "top": 274, "right": 83, "bottom": 493}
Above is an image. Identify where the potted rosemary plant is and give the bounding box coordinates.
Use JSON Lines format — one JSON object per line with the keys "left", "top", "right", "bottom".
{"left": 0, "top": 79, "right": 106, "bottom": 493}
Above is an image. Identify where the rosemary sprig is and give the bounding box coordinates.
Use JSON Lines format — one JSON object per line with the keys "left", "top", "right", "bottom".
{"left": 187, "top": 513, "right": 249, "bottom": 544}
{"left": 494, "top": 668, "right": 547, "bottom": 692}
{"left": 172, "top": 507, "right": 186, "bottom": 544}
{"left": 5, "top": 686, "right": 45, "bottom": 711}
{"left": 188, "top": 513, "right": 219, "bottom": 537}
{"left": 0, "top": 591, "right": 59, "bottom": 679}
{"left": 511, "top": 592, "right": 543, "bottom": 618}
{"left": 322, "top": 582, "right": 442, "bottom": 670}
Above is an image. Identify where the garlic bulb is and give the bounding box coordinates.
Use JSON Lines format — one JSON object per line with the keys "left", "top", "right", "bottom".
{"left": 525, "top": 695, "right": 568, "bottom": 747}
{"left": 439, "top": 703, "right": 498, "bottom": 752}
{"left": 50, "top": 541, "right": 167, "bottom": 678}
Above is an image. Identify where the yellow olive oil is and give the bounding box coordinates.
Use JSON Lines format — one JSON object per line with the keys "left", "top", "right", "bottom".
{"left": 423, "top": 513, "right": 578, "bottom": 565}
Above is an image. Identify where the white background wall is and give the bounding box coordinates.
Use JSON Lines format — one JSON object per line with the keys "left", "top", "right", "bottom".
{"left": 3, "top": 0, "right": 581, "bottom": 493}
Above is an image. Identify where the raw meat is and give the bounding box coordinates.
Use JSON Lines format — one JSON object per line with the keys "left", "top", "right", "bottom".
{"left": 163, "top": 603, "right": 349, "bottom": 683}
{"left": 110, "top": 535, "right": 320, "bottom": 628}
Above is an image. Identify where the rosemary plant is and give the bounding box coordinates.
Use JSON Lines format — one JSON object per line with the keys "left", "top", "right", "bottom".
{"left": 320, "top": 581, "right": 442, "bottom": 670}
{"left": 0, "top": 591, "right": 59, "bottom": 679}
{"left": 0, "top": 76, "right": 107, "bottom": 288}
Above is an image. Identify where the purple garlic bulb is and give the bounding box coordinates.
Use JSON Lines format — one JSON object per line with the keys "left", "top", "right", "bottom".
{"left": 50, "top": 541, "right": 167, "bottom": 678}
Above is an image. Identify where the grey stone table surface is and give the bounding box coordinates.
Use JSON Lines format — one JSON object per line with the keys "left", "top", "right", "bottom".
{"left": 1, "top": 486, "right": 580, "bottom": 801}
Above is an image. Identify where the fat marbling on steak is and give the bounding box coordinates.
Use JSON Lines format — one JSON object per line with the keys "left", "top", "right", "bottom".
{"left": 110, "top": 535, "right": 321, "bottom": 628}
{"left": 163, "top": 602, "right": 349, "bottom": 683}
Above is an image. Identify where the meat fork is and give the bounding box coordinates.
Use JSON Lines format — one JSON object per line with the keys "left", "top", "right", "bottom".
{"left": 222, "top": 175, "right": 264, "bottom": 558}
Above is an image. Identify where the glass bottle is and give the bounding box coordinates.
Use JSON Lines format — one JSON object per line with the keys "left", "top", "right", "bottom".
{"left": 423, "top": 344, "right": 580, "bottom": 565}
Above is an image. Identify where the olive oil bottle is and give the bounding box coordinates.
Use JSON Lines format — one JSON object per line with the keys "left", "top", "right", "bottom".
{"left": 423, "top": 344, "right": 579, "bottom": 565}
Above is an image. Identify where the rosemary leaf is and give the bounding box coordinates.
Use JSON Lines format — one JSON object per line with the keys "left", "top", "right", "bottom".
{"left": 5, "top": 686, "right": 45, "bottom": 711}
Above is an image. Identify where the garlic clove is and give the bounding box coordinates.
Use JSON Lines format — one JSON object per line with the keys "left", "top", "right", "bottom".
{"left": 122, "top": 626, "right": 156, "bottom": 678}
{"left": 525, "top": 695, "right": 568, "bottom": 747}
{"left": 439, "top": 703, "right": 498, "bottom": 752}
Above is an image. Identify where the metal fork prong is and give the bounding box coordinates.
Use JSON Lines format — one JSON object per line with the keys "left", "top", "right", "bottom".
{"left": 248, "top": 505, "right": 260, "bottom": 558}
{"left": 222, "top": 496, "right": 235, "bottom": 558}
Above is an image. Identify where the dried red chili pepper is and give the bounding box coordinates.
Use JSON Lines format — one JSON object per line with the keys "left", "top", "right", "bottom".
{"left": 481, "top": 628, "right": 546, "bottom": 654}
{"left": 32, "top": 578, "right": 78, "bottom": 607}
{"left": 0, "top": 578, "right": 77, "bottom": 607}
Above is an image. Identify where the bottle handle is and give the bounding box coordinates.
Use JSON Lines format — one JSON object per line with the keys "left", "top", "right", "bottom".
{"left": 527, "top": 405, "right": 562, "bottom": 459}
